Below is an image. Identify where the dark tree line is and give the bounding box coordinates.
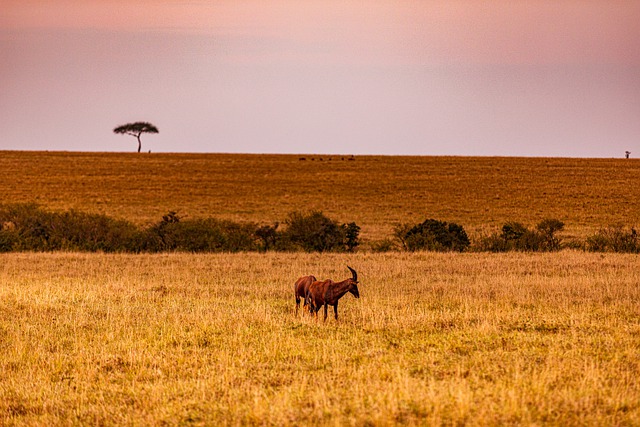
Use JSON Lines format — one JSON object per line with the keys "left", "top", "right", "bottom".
{"left": 1, "top": 203, "right": 638, "bottom": 253}
{"left": 0, "top": 205, "right": 360, "bottom": 253}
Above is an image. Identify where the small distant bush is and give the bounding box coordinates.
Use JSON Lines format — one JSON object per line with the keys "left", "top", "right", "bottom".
{"left": 537, "top": 218, "right": 565, "bottom": 251}
{"left": 343, "top": 222, "right": 361, "bottom": 252}
{"left": 133, "top": 212, "right": 258, "bottom": 253}
{"left": 503, "top": 221, "right": 545, "bottom": 251}
{"left": 394, "top": 219, "right": 470, "bottom": 252}
{"left": 0, "top": 203, "right": 54, "bottom": 251}
{"left": 0, "top": 228, "right": 18, "bottom": 252}
{"left": 49, "top": 210, "right": 139, "bottom": 252}
{"left": 0, "top": 203, "right": 137, "bottom": 252}
{"left": 370, "top": 238, "right": 397, "bottom": 252}
{"left": 473, "top": 232, "right": 507, "bottom": 252}
{"left": 255, "top": 223, "right": 280, "bottom": 252}
{"left": 502, "top": 222, "right": 528, "bottom": 242}
{"left": 586, "top": 226, "right": 639, "bottom": 253}
{"left": 282, "top": 211, "right": 360, "bottom": 252}
{"left": 476, "top": 219, "right": 564, "bottom": 252}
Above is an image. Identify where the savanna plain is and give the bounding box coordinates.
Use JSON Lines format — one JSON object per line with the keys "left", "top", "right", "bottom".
{"left": 1, "top": 151, "right": 640, "bottom": 425}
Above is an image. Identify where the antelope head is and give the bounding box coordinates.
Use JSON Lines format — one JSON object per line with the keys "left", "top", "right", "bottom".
{"left": 347, "top": 266, "right": 360, "bottom": 298}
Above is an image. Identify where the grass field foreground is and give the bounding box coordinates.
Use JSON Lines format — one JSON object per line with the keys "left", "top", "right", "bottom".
{"left": 1, "top": 252, "right": 639, "bottom": 425}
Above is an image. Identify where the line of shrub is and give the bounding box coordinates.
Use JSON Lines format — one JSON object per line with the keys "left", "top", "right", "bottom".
{"left": 584, "top": 225, "right": 640, "bottom": 253}
{"left": 473, "top": 221, "right": 639, "bottom": 253}
{"left": 473, "top": 219, "right": 566, "bottom": 252}
{"left": 1, "top": 203, "right": 638, "bottom": 253}
{"left": 0, "top": 204, "right": 360, "bottom": 253}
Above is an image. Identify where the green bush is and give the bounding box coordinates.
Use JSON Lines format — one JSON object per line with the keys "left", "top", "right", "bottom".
{"left": 537, "top": 218, "right": 565, "bottom": 251}
{"left": 395, "top": 219, "right": 470, "bottom": 252}
{"left": 282, "top": 211, "right": 359, "bottom": 252}
{"left": 0, "top": 203, "right": 54, "bottom": 251}
{"left": 586, "top": 226, "right": 639, "bottom": 253}
{"left": 0, "top": 203, "right": 138, "bottom": 252}
{"left": 503, "top": 222, "right": 545, "bottom": 251}
{"left": 0, "top": 228, "right": 17, "bottom": 252}
{"left": 476, "top": 219, "right": 564, "bottom": 252}
{"left": 502, "top": 222, "right": 528, "bottom": 242}
{"left": 369, "top": 238, "right": 397, "bottom": 252}
{"left": 474, "top": 232, "right": 509, "bottom": 252}
{"left": 255, "top": 223, "right": 279, "bottom": 252}
{"left": 49, "top": 210, "right": 138, "bottom": 252}
{"left": 343, "top": 222, "right": 361, "bottom": 252}
{"left": 134, "top": 212, "right": 258, "bottom": 253}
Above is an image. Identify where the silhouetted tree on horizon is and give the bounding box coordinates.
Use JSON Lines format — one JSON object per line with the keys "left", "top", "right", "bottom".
{"left": 113, "top": 122, "right": 159, "bottom": 153}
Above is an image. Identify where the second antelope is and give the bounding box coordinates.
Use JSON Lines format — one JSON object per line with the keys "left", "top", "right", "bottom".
{"left": 306, "top": 266, "right": 360, "bottom": 321}
{"left": 294, "top": 274, "right": 317, "bottom": 316}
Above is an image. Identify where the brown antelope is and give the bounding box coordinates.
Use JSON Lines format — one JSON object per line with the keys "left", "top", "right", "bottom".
{"left": 306, "top": 266, "right": 360, "bottom": 321}
{"left": 294, "top": 275, "right": 317, "bottom": 315}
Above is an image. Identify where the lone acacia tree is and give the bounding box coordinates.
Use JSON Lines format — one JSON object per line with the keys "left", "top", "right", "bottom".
{"left": 113, "top": 121, "right": 159, "bottom": 153}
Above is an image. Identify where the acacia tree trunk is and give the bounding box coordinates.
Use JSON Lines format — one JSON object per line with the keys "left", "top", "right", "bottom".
{"left": 136, "top": 133, "right": 142, "bottom": 153}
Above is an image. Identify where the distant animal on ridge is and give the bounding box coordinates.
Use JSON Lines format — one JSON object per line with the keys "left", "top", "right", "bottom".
{"left": 306, "top": 266, "right": 360, "bottom": 321}
{"left": 294, "top": 275, "right": 317, "bottom": 316}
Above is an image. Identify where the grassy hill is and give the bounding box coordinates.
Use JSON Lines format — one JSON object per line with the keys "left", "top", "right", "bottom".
{"left": 1, "top": 151, "right": 639, "bottom": 243}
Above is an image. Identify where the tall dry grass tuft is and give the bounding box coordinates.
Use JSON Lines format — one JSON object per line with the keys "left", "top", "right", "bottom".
{"left": 1, "top": 251, "right": 639, "bottom": 425}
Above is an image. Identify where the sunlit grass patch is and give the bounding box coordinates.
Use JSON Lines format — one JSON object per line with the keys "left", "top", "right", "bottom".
{"left": 1, "top": 251, "right": 639, "bottom": 424}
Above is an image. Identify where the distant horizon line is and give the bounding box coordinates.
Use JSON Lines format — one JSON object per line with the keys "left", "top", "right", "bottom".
{"left": 0, "top": 149, "right": 634, "bottom": 160}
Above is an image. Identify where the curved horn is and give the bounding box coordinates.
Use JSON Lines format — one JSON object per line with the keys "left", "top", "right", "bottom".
{"left": 347, "top": 266, "right": 357, "bottom": 282}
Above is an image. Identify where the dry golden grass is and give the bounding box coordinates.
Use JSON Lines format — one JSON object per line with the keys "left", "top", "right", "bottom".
{"left": 2, "top": 151, "right": 640, "bottom": 242}
{"left": 1, "top": 251, "right": 639, "bottom": 425}
{"left": 1, "top": 151, "right": 640, "bottom": 424}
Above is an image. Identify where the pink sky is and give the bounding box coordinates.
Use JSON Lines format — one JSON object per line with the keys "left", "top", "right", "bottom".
{"left": 2, "top": 1, "right": 639, "bottom": 155}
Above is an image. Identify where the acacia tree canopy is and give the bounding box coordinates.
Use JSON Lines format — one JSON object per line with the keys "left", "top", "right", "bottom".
{"left": 113, "top": 122, "right": 159, "bottom": 153}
